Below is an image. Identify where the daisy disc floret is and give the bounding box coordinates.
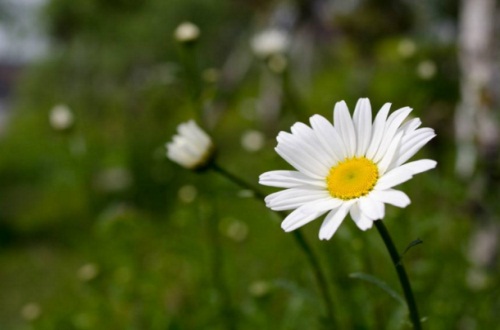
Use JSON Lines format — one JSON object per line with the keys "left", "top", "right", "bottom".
{"left": 166, "top": 120, "right": 215, "bottom": 170}
{"left": 259, "top": 98, "right": 436, "bottom": 240}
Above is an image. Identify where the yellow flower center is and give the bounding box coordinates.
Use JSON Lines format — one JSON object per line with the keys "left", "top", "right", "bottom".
{"left": 326, "top": 157, "right": 379, "bottom": 200}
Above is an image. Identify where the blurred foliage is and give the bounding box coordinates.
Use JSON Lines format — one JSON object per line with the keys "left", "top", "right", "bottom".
{"left": 0, "top": 0, "right": 498, "bottom": 329}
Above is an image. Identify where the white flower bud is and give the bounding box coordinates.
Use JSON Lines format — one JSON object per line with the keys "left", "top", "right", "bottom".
{"left": 417, "top": 60, "right": 437, "bottom": 80}
{"left": 49, "top": 104, "right": 74, "bottom": 131}
{"left": 174, "top": 22, "right": 200, "bottom": 43}
{"left": 241, "top": 130, "right": 265, "bottom": 152}
{"left": 398, "top": 38, "right": 416, "bottom": 58}
{"left": 166, "top": 120, "right": 214, "bottom": 170}
{"left": 251, "top": 29, "right": 290, "bottom": 58}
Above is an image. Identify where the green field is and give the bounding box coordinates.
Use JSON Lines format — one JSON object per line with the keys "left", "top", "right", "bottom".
{"left": 0, "top": 0, "right": 498, "bottom": 329}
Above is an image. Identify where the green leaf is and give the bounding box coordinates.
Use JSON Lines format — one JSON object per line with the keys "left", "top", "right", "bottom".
{"left": 349, "top": 272, "right": 405, "bottom": 305}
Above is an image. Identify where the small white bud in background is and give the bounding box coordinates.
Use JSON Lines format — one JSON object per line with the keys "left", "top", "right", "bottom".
{"left": 202, "top": 68, "right": 220, "bottom": 83}
{"left": 398, "top": 38, "right": 416, "bottom": 58}
{"left": 93, "top": 167, "right": 133, "bottom": 193}
{"left": 248, "top": 280, "right": 271, "bottom": 297}
{"left": 174, "top": 21, "right": 200, "bottom": 43}
{"left": 225, "top": 219, "right": 249, "bottom": 242}
{"left": 241, "top": 130, "right": 265, "bottom": 152}
{"left": 178, "top": 184, "right": 198, "bottom": 203}
{"left": 267, "top": 54, "right": 288, "bottom": 73}
{"left": 251, "top": 29, "right": 290, "bottom": 58}
{"left": 77, "top": 263, "right": 99, "bottom": 282}
{"left": 417, "top": 60, "right": 437, "bottom": 80}
{"left": 21, "top": 302, "right": 41, "bottom": 321}
{"left": 49, "top": 104, "right": 74, "bottom": 131}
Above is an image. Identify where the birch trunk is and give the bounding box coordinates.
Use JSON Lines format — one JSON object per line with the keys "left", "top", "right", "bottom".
{"left": 455, "top": 0, "right": 498, "bottom": 178}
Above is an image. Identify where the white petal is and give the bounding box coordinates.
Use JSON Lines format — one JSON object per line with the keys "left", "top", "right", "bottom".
{"left": 281, "top": 204, "right": 328, "bottom": 232}
{"left": 289, "top": 123, "right": 335, "bottom": 168}
{"left": 318, "top": 201, "right": 353, "bottom": 240}
{"left": 334, "top": 101, "right": 356, "bottom": 157}
{"left": 366, "top": 103, "right": 391, "bottom": 158}
{"left": 350, "top": 203, "right": 373, "bottom": 230}
{"left": 395, "top": 130, "right": 436, "bottom": 166}
{"left": 309, "top": 115, "right": 343, "bottom": 162}
{"left": 265, "top": 188, "right": 329, "bottom": 211}
{"left": 353, "top": 98, "right": 372, "bottom": 156}
{"left": 277, "top": 130, "right": 333, "bottom": 170}
{"left": 259, "top": 170, "right": 326, "bottom": 188}
{"left": 373, "top": 107, "right": 412, "bottom": 162}
{"left": 275, "top": 144, "right": 326, "bottom": 179}
{"left": 377, "top": 131, "right": 404, "bottom": 175}
{"left": 397, "top": 159, "right": 437, "bottom": 175}
{"left": 358, "top": 196, "right": 385, "bottom": 220}
{"left": 399, "top": 118, "right": 421, "bottom": 135}
{"left": 369, "top": 189, "right": 411, "bottom": 208}
{"left": 298, "top": 198, "right": 343, "bottom": 214}
{"left": 375, "top": 167, "right": 413, "bottom": 190}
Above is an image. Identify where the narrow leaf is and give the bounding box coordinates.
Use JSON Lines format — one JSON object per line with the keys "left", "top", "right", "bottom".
{"left": 398, "top": 238, "right": 423, "bottom": 264}
{"left": 349, "top": 272, "right": 405, "bottom": 305}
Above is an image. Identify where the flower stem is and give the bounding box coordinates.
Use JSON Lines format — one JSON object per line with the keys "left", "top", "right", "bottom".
{"left": 212, "top": 163, "right": 266, "bottom": 200}
{"left": 211, "top": 163, "right": 337, "bottom": 326}
{"left": 290, "top": 229, "right": 336, "bottom": 325}
{"left": 201, "top": 199, "right": 238, "bottom": 330}
{"left": 374, "top": 220, "right": 422, "bottom": 329}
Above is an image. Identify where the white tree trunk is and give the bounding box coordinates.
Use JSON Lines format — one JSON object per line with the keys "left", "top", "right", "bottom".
{"left": 455, "top": 0, "right": 498, "bottom": 178}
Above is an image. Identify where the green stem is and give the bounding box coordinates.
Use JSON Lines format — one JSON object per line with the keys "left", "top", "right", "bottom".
{"left": 201, "top": 199, "right": 237, "bottom": 330}
{"left": 290, "top": 229, "right": 336, "bottom": 325}
{"left": 212, "top": 163, "right": 336, "bottom": 326}
{"left": 374, "top": 221, "right": 421, "bottom": 329}
{"left": 177, "top": 44, "right": 203, "bottom": 123}
{"left": 212, "top": 163, "right": 266, "bottom": 200}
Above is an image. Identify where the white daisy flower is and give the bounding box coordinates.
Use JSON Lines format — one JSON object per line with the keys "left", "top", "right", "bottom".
{"left": 166, "top": 120, "right": 214, "bottom": 170}
{"left": 259, "top": 98, "right": 436, "bottom": 240}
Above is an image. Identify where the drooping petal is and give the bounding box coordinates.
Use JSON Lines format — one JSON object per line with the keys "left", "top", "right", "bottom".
{"left": 333, "top": 101, "right": 356, "bottom": 157}
{"left": 353, "top": 98, "right": 373, "bottom": 156}
{"left": 369, "top": 189, "right": 411, "bottom": 208}
{"left": 350, "top": 203, "right": 373, "bottom": 230}
{"left": 318, "top": 201, "right": 354, "bottom": 240}
{"left": 259, "top": 170, "right": 326, "bottom": 188}
{"left": 358, "top": 196, "right": 385, "bottom": 220}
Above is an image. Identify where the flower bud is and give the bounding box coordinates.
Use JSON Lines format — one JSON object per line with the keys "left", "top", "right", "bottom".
{"left": 251, "top": 29, "right": 290, "bottom": 59}
{"left": 166, "top": 120, "right": 215, "bottom": 170}
{"left": 49, "top": 104, "right": 74, "bottom": 131}
{"left": 174, "top": 21, "right": 200, "bottom": 43}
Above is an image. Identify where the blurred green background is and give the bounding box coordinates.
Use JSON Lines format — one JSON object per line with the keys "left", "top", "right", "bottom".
{"left": 0, "top": 0, "right": 498, "bottom": 329}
